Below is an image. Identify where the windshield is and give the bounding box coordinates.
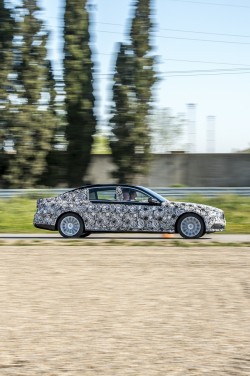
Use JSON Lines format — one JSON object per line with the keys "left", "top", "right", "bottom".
{"left": 138, "top": 186, "right": 169, "bottom": 203}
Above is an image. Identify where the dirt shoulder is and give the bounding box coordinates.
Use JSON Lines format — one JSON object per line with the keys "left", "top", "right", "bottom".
{"left": 0, "top": 245, "right": 250, "bottom": 375}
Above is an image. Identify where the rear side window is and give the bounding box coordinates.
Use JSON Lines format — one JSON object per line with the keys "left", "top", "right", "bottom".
{"left": 89, "top": 187, "right": 117, "bottom": 201}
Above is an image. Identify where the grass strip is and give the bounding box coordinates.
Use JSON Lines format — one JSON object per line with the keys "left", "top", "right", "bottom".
{"left": 0, "top": 194, "right": 249, "bottom": 234}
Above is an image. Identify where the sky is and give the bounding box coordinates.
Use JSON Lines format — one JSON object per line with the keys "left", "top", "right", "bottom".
{"left": 38, "top": 0, "right": 250, "bottom": 153}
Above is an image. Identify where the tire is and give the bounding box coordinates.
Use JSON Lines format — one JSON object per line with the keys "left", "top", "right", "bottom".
{"left": 80, "top": 232, "right": 91, "bottom": 238}
{"left": 58, "top": 213, "right": 84, "bottom": 238}
{"left": 177, "top": 213, "right": 205, "bottom": 239}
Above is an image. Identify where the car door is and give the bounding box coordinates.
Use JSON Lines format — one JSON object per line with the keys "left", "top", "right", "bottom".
{"left": 115, "top": 187, "right": 168, "bottom": 232}
{"left": 85, "top": 186, "right": 122, "bottom": 231}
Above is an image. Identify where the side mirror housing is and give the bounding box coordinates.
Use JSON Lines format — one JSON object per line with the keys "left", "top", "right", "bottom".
{"left": 148, "top": 197, "right": 161, "bottom": 205}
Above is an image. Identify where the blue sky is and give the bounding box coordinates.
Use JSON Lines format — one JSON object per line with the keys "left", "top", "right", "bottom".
{"left": 39, "top": 0, "right": 250, "bottom": 153}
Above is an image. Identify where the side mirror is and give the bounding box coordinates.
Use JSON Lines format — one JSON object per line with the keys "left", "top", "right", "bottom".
{"left": 148, "top": 197, "right": 160, "bottom": 205}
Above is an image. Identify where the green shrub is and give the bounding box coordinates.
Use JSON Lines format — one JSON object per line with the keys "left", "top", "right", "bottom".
{"left": 0, "top": 198, "right": 39, "bottom": 233}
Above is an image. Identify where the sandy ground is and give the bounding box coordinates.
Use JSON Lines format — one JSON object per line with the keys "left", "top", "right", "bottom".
{"left": 0, "top": 244, "right": 250, "bottom": 375}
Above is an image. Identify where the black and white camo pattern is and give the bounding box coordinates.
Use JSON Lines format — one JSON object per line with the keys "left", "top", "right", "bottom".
{"left": 34, "top": 186, "right": 225, "bottom": 233}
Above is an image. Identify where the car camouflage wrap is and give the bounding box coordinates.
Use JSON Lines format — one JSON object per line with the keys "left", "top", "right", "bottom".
{"left": 34, "top": 185, "right": 225, "bottom": 235}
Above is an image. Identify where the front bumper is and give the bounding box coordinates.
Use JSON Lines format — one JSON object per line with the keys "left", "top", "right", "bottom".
{"left": 206, "top": 217, "right": 226, "bottom": 232}
{"left": 211, "top": 223, "right": 225, "bottom": 230}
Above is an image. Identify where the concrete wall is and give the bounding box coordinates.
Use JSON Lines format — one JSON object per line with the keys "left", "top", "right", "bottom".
{"left": 86, "top": 153, "right": 250, "bottom": 187}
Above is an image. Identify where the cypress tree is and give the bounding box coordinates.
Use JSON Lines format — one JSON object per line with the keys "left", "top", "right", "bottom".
{"left": 4, "top": 0, "right": 57, "bottom": 188}
{"left": 130, "top": 0, "right": 156, "bottom": 155}
{"left": 39, "top": 62, "right": 68, "bottom": 187}
{"left": 109, "top": 0, "right": 157, "bottom": 183}
{"left": 109, "top": 43, "right": 138, "bottom": 183}
{"left": 0, "top": 0, "right": 13, "bottom": 153}
{"left": 64, "top": 0, "right": 96, "bottom": 187}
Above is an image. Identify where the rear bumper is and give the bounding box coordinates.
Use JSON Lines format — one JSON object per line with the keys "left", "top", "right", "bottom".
{"left": 34, "top": 223, "right": 55, "bottom": 231}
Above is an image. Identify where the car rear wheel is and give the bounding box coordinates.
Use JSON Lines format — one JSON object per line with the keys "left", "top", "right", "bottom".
{"left": 177, "top": 213, "right": 205, "bottom": 239}
{"left": 58, "top": 213, "right": 84, "bottom": 238}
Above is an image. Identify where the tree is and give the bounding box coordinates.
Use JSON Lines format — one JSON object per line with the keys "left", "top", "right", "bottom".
{"left": 109, "top": 0, "right": 157, "bottom": 183}
{"left": 109, "top": 43, "right": 139, "bottom": 182}
{"left": 3, "top": 0, "right": 57, "bottom": 188}
{"left": 64, "top": 0, "right": 96, "bottom": 187}
{"left": 38, "top": 63, "right": 69, "bottom": 187}
{"left": 0, "top": 0, "right": 14, "bottom": 153}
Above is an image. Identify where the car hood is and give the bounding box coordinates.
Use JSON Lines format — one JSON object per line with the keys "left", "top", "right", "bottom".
{"left": 167, "top": 200, "right": 223, "bottom": 214}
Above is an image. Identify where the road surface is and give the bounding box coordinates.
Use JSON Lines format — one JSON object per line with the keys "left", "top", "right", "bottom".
{"left": 0, "top": 243, "right": 249, "bottom": 375}
{"left": 0, "top": 233, "right": 250, "bottom": 243}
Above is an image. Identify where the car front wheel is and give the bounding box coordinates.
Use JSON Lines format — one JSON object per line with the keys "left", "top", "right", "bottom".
{"left": 177, "top": 213, "right": 205, "bottom": 239}
{"left": 58, "top": 213, "right": 84, "bottom": 238}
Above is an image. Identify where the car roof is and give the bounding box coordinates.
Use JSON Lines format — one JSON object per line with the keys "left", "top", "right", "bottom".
{"left": 72, "top": 184, "right": 141, "bottom": 191}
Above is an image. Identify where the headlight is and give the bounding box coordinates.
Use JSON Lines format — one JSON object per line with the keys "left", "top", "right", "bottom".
{"left": 210, "top": 210, "right": 224, "bottom": 219}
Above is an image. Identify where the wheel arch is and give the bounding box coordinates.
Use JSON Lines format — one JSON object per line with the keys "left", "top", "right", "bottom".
{"left": 175, "top": 211, "right": 206, "bottom": 233}
{"left": 55, "top": 211, "right": 85, "bottom": 230}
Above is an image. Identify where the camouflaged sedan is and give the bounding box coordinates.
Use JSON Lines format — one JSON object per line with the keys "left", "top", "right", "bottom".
{"left": 34, "top": 184, "right": 226, "bottom": 239}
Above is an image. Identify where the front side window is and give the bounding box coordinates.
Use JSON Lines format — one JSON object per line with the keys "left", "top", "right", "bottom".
{"left": 118, "top": 187, "right": 157, "bottom": 203}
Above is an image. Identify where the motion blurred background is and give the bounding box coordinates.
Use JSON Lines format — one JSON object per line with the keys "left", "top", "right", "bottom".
{"left": 0, "top": 0, "right": 250, "bottom": 189}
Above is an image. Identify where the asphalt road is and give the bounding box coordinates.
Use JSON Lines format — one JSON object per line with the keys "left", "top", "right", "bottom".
{"left": 0, "top": 233, "right": 249, "bottom": 243}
